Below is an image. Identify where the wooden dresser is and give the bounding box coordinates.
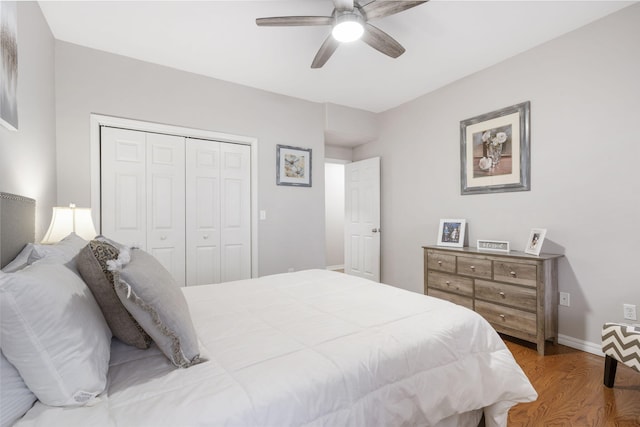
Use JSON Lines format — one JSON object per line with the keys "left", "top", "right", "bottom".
{"left": 423, "top": 245, "right": 563, "bottom": 355}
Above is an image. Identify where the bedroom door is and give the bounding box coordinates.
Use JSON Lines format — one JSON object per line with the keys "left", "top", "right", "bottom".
{"left": 344, "top": 157, "right": 380, "bottom": 282}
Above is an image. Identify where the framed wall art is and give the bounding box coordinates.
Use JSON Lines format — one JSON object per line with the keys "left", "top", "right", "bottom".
{"left": 0, "top": 1, "right": 19, "bottom": 131}
{"left": 437, "top": 219, "right": 466, "bottom": 248}
{"left": 524, "top": 228, "right": 547, "bottom": 256}
{"left": 276, "top": 144, "right": 312, "bottom": 187}
{"left": 460, "top": 101, "right": 530, "bottom": 195}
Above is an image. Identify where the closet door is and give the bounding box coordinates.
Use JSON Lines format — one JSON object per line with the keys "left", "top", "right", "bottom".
{"left": 146, "top": 133, "right": 186, "bottom": 286}
{"left": 185, "top": 139, "right": 221, "bottom": 285}
{"left": 101, "top": 128, "right": 186, "bottom": 286}
{"left": 101, "top": 127, "right": 147, "bottom": 248}
{"left": 220, "top": 143, "right": 251, "bottom": 282}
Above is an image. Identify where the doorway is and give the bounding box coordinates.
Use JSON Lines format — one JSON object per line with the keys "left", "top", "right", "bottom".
{"left": 325, "top": 160, "right": 346, "bottom": 271}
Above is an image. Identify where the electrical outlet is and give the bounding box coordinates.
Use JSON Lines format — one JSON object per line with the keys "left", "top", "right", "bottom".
{"left": 559, "top": 292, "right": 570, "bottom": 307}
{"left": 623, "top": 304, "right": 637, "bottom": 321}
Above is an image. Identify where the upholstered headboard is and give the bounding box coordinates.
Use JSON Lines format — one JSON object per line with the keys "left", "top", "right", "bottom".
{"left": 0, "top": 192, "right": 35, "bottom": 269}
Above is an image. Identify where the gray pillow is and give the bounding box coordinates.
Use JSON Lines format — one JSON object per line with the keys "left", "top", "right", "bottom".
{"left": 111, "top": 248, "right": 201, "bottom": 368}
{"left": 77, "top": 240, "right": 151, "bottom": 349}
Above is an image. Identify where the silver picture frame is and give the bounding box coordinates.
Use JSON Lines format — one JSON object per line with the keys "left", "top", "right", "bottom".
{"left": 276, "top": 144, "right": 312, "bottom": 187}
{"left": 460, "top": 101, "right": 530, "bottom": 195}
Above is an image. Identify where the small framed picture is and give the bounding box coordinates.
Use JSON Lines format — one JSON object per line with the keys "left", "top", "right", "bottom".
{"left": 437, "top": 219, "right": 466, "bottom": 248}
{"left": 477, "top": 239, "right": 510, "bottom": 253}
{"left": 276, "top": 144, "right": 312, "bottom": 187}
{"left": 524, "top": 228, "right": 547, "bottom": 255}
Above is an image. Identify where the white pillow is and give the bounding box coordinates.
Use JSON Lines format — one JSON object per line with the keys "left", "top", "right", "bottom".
{"left": 0, "top": 350, "right": 36, "bottom": 427}
{"left": 1, "top": 243, "right": 34, "bottom": 273}
{"left": 0, "top": 261, "right": 112, "bottom": 406}
{"left": 27, "top": 232, "right": 88, "bottom": 265}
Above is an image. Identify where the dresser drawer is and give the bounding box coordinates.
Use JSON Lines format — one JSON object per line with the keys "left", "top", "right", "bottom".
{"left": 427, "top": 271, "right": 473, "bottom": 296}
{"left": 494, "top": 261, "right": 537, "bottom": 287}
{"left": 475, "top": 280, "right": 537, "bottom": 312}
{"left": 457, "top": 256, "right": 492, "bottom": 279}
{"left": 475, "top": 300, "right": 536, "bottom": 336}
{"left": 426, "top": 250, "right": 456, "bottom": 273}
{"left": 428, "top": 288, "right": 474, "bottom": 310}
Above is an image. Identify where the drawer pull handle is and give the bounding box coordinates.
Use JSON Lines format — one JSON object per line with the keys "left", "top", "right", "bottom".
{"left": 499, "top": 291, "right": 505, "bottom": 298}
{"left": 445, "top": 281, "right": 451, "bottom": 285}
{"left": 499, "top": 314, "right": 506, "bottom": 320}
{"left": 437, "top": 261, "right": 442, "bottom": 265}
{"left": 510, "top": 271, "right": 516, "bottom": 276}
{"left": 470, "top": 266, "right": 476, "bottom": 270}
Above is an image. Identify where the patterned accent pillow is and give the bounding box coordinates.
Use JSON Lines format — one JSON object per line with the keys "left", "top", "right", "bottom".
{"left": 77, "top": 240, "right": 151, "bottom": 349}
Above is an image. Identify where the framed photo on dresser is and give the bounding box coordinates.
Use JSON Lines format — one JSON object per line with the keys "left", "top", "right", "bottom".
{"left": 437, "top": 219, "right": 466, "bottom": 248}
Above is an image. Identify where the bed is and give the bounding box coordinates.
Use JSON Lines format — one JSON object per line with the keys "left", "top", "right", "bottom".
{"left": 0, "top": 193, "right": 537, "bottom": 427}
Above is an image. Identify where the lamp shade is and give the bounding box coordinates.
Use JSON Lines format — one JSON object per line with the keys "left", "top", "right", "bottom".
{"left": 41, "top": 205, "right": 97, "bottom": 244}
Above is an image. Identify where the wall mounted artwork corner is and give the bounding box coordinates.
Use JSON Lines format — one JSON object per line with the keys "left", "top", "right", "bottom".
{"left": 276, "top": 144, "right": 312, "bottom": 187}
{"left": 460, "top": 101, "right": 530, "bottom": 195}
{"left": 0, "top": 1, "right": 19, "bottom": 131}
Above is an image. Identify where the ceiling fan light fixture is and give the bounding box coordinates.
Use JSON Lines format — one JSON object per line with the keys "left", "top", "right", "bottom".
{"left": 332, "top": 13, "right": 364, "bottom": 43}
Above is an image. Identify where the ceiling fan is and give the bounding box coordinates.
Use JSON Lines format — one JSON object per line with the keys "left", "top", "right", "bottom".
{"left": 256, "top": 0, "right": 428, "bottom": 69}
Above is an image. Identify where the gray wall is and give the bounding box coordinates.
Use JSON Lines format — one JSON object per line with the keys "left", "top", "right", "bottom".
{"left": 354, "top": 4, "right": 640, "bottom": 347}
{"left": 54, "top": 41, "right": 326, "bottom": 276}
{"left": 0, "top": 2, "right": 56, "bottom": 240}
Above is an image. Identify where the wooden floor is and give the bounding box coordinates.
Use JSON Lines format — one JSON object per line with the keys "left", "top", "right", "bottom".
{"left": 505, "top": 337, "right": 640, "bottom": 426}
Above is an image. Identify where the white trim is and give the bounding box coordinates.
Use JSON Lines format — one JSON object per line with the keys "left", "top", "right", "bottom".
{"left": 90, "top": 113, "right": 259, "bottom": 278}
{"left": 324, "top": 157, "right": 351, "bottom": 165}
{"left": 557, "top": 334, "right": 604, "bottom": 357}
{"left": 326, "top": 264, "right": 345, "bottom": 271}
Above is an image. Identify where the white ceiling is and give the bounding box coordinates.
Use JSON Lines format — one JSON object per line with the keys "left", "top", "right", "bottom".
{"left": 39, "top": 1, "right": 633, "bottom": 113}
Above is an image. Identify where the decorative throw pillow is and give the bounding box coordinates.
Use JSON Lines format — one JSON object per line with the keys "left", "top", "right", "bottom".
{"left": 76, "top": 240, "right": 151, "bottom": 349}
{"left": 0, "top": 262, "right": 112, "bottom": 406}
{"left": 111, "top": 248, "right": 201, "bottom": 368}
{"left": 0, "top": 350, "right": 36, "bottom": 427}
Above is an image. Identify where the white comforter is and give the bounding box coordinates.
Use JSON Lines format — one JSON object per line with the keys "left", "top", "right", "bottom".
{"left": 17, "top": 270, "right": 536, "bottom": 427}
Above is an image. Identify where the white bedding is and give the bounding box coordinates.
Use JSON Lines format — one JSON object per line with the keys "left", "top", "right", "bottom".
{"left": 16, "top": 270, "right": 536, "bottom": 427}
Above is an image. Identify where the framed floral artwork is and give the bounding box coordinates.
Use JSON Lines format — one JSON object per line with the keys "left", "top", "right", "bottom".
{"left": 276, "top": 144, "right": 312, "bottom": 187}
{"left": 437, "top": 219, "right": 466, "bottom": 248}
{"left": 460, "top": 101, "right": 530, "bottom": 195}
{"left": 524, "top": 228, "right": 547, "bottom": 256}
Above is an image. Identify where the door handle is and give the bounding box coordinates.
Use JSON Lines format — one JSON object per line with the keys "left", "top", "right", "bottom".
{"left": 372, "top": 228, "right": 380, "bottom": 233}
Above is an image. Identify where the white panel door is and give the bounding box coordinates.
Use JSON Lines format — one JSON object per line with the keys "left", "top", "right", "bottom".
{"left": 186, "top": 138, "right": 221, "bottom": 285}
{"left": 345, "top": 157, "right": 380, "bottom": 282}
{"left": 100, "top": 127, "right": 147, "bottom": 248}
{"left": 146, "top": 133, "right": 186, "bottom": 286}
{"left": 220, "top": 143, "right": 251, "bottom": 282}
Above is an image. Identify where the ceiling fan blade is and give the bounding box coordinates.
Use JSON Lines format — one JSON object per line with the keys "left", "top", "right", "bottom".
{"left": 256, "top": 16, "right": 333, "bottom": 27}
{"left": 311, "top": 35, "right": 340, "bottom": 69}
{"left": 361, "top": 23, "right": 405, "bottom": 58}
{"left": 333, "top": 0, "right": 354, "bottom": 12}
{"left": 361, "top": 1, "right": 428, "bottom": 21}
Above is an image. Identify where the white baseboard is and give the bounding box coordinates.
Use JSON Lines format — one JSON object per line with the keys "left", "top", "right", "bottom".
{"left": 557, "top": 334, "right": 604, "bottom": 357}
{"left": 326, "top": 265, "right": 344, "bottom": 271}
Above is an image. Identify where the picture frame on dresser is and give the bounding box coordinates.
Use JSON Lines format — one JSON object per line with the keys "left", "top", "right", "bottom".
{"left": 524, "top": 228, "right": 547, "bottom": 256}
{"left": 437, "top": 219, "right": 466, "bottom": 248}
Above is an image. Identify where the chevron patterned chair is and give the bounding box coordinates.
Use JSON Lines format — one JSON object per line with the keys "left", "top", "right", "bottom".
{"left": 602, "top": 322, "right": 640, "bottom": 387}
